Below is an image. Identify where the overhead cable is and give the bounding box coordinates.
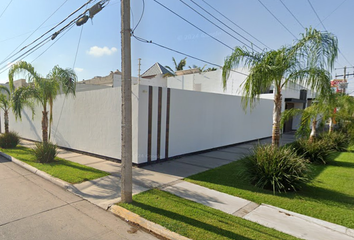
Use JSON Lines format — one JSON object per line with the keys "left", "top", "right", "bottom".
{"left": 180, "top": 0, "right": 260, "bottom": 51}
{"left": 132, "top": 34, "right": 248, "bottom": 76}
{"left": 152, "top": 0, "right": 233, "bottom": 51}
{"left": 257, "top": 0, "right": 297, "bottom": 39}
{"left": 200, "top": 0, "right": 270, "bottom": 50}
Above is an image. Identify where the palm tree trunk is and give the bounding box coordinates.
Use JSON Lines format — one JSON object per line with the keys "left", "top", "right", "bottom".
{"left": 309, "top": 119, "right": 317, "bottom": 143}
{"left": 4, "top": 110, "right": 9, "bottom": 133}
{"left": 272, "top": 93, "right": 282, "bottom": 147}
{"left": 329, "top": 117, "right": 333, "bottom": 133}
{"left": 42, "top": 109, "right": 48, "bottom": 143}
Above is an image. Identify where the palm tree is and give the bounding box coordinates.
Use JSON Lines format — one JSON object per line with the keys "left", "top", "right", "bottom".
{"left": 281, "top": 93, "right": 354, "bottom": 142}
{"left": 165, "top": 57, "right": 187, "bottom": 73}
{"left": 222, "top": 28, "right": 338, "bottom": 147}
{"left": 0, "top": 85, "right": 11, "bottom": 133}
{"left": 8, "top": 61, "right": 77, "bottom": 142}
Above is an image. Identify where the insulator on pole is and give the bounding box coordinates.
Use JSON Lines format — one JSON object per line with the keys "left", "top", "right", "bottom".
{"left": 76, "top": 15, "right": 89, "bottom": 26}
{"left": 89, "top": 3, "right": 103, "bottom": 19}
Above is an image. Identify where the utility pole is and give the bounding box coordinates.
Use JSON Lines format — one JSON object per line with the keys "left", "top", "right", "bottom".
{"left": 138, "top": 58, "right": 141, "bottom": 84}
{"left": 120, "top": 0, "right": 132, "bottom": 203}
{"left": 335, "top": 66, "right": 354, "bottom": 94}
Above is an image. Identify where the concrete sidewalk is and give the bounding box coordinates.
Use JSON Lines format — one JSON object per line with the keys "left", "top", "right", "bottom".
{"left": 17, "top": 134, "right": 354, "bottom": 240}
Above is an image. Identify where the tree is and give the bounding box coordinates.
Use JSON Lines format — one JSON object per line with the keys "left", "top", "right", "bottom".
{"left": 8, "top": 61, "right": 77, "bottom": 142}
{"left": 165, "top": 57, "right": 187, "bottom": 73}
{"left": 222, "top": 28, "right": 338, "bottom": 147}
{"left": 281, "top": 93, "right": 354, "bottom": 142}
{"left": 0, "top": 86, "right": 11, "bottom": 133}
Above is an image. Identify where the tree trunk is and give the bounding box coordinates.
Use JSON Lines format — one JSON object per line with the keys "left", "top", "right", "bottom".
{"left": 309, "top": 119, "right": 317, "bottom": 143}
{"left": 272, "top": 93, "right": 282, "bottom": 147}
{"left": 42, "top": 110, "right": 48, "bottom": 143}
{"left": 4, "top": 110, "right": 9, "bottom": 133}
{"left": 329, "top": 117, "right": 333, "bottom": 133}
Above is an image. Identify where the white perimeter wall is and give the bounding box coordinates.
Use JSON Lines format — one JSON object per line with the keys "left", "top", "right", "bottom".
{"left": 3, "top": 86, "right": 141, "bottom": 163}
{"left": 137, "top": 85, "right": 273, "bottom": 162}
{"left": 3, "top": 84, "right": 273, "bottom": 164}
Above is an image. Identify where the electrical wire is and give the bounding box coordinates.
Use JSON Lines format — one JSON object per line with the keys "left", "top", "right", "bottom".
{"left": 0, "top": 0, "right": 13, "bottom": 19}
{"left": 307, "top": 0, "right": 326, "bottom": 30}
{"left": 257, "top": 0, "right": 297, "bottom": 39}
{"left": 307, "top": 0, "right": 353, "bottom": 67}
{"left": 152, "top": 0, "right": 233, "bottom": 51}
{"left": 0, "top": 0, "right": 94, "bottom": 67}
{"left": 181, "top": 0, "right": 260, "bottom": 51}
{"left": 279, "top": 0, "right": 305, "bottom": 29}
{"left": 200, "top": 0, "right": 270, "bottom": 50}
{"left": 315, "top": 0, "right": 347, "bottom": 28}
{"left": 0, "top": 0, "right": 70, "bottom": 67}
{"left": 132, "top": 34, "right": 248, "bottom": 76}
{"left": 132, "top": 0, "right": 145, "bottom": 32}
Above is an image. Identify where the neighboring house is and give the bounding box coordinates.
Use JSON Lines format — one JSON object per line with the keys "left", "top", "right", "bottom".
{"left": 77, "top": 70, "right": 139, "bottom": 90}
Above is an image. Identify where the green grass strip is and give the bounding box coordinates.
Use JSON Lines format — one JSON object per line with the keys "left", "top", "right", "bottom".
{"left": 1, "top": 146, "right": 109, "bottom": 184}
{"left": 185, "top": 152, "right": 354, "bottom": 229}
{"left": 119, "top": 189, "right": 298, "bottom": 240}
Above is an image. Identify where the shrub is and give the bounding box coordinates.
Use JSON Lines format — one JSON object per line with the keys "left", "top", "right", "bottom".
{"left": 32, "top": 142, "right": 57, "bottom": 163}
{"left": 292, "top": 138, "right": 333, "bottom": 164}
{"left": 244, "top": 144, "right": 310, "bottom": 193}
{"left": 318, "top": 132, "right": 350, "bottom": 152}
{"left": 0, "top": 132, "right": 20, "bottom": 149}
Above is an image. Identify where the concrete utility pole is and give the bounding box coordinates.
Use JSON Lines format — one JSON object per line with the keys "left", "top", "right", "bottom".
{"left": 138, "top": 58, "right": 141, "bottom": 84}
{"left": 120, "top": 0, "right": 132, "bottom": 203}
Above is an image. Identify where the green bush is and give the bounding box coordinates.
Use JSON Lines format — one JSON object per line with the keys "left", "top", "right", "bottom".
{"left": 32, "top": 142, "right": 57, "bottom": 163}
{"left": 0, "top": 132, "right": 20, "bottom": 149}
{"left": 244, "top": 145, "right": 310, "bottom": 193}
{"left": 292, "top": 138, "right": 333, "bottom": 164}
{"left": 318, "top": 132, "right": 350, "bottom": 152}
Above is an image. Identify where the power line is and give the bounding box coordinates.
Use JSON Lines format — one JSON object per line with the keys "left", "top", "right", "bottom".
{"left": 152, "top": 0, "right": 233, "bottom": 51}
{"left": 307, "top": 0, "right": 326, "bottom": 30}
{"left": 200, "top": 0, "right": 270, "bottom": 50}
{"left": 279, "top": 0, "right": 305, "bottom": 29}
{"left": 132, "top": 0, "right": 145, "bottom": 32}
{"left": 0, "top": 0, "right": 95, "bottom": 71}
{"left": 0, "top": 0, "right": 13, "bottom": 19}
{"left": 307, "top": 0, "right": 353, "bottom": 67}
{"left": 132, "top": 34, "right": 248, "bottom": 76}
{"left": 0, "top": 0, "right": 70, "bottom": 67}
{"left": 257, "top": 0, "right": 297, "bottom": 39}
{"left": 315, "top": 0, "right": 347, "bottom": 28}
{"left": 182, "top": 0, "right": 262, "bottom": 51}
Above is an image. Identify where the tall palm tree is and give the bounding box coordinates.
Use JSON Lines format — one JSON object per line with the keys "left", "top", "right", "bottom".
{"left": 8, "top": 61, "right": 77, "bottom": 142}
{"left": 222, "top": 28, "right": 338, "bottom": 147}
{"left": 0, "top": 85, "right": 11, "bottom": 133}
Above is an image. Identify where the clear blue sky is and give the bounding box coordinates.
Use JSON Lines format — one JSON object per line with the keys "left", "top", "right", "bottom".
{"left": 0, "top": 0, "right": 353, "bottom": 92}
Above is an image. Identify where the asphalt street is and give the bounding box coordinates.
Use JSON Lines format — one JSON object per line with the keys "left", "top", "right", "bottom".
{"left": 0, "top": 156, "right": 158, "bottom": 240}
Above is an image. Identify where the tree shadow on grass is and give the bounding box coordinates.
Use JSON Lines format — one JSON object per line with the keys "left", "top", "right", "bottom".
{"left": 129, "top": 194, "right": 287, "bottom": 240}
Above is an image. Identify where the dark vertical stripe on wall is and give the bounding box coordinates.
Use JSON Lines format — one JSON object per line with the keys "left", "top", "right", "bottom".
{"left": 147, "top": 86, "right": 153, "bottom": 162}
{"left": 157, "top": 87, "right": 162, "bottom": 160}
{"left": 165, "top": 88, "right": 171, "bottom": 159}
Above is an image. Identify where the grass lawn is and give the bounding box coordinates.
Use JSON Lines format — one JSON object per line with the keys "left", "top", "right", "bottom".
{"left": 185, "top": 151, "right": 354, "bottom": 229}
{"left": 1, "top": 146, "right": 109, "bottom": 184}
{"left": 120, "top": 189, "right": 298, "bottom": 240}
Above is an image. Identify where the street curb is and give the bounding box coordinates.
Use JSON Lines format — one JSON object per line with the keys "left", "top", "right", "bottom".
{"left": 0, "top": 151, "right": 72, "bottom": 190}
{"left": 110, "top": 205, "right": 191, "bottom": 240}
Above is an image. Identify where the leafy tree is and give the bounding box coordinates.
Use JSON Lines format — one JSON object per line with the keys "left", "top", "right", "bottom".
{"left": 8, "top": 61, "right": 77, "bottom": 142}
{"left": 222, "top": 28, "right": 338, "bottom": 147}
